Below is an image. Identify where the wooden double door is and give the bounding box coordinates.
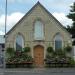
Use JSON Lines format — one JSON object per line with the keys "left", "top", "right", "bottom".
{"left": 34, "top": 45, "right": 44, "bottom": 68}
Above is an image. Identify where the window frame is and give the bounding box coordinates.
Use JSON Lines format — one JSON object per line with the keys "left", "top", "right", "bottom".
{"left": 14, "top": 34, "right": 24, "bottom": 51}
{"left": 34, "top": 20, "right": 44, "bottom": 41}
{"left": 54, "top": 33, "right": 63, "bottom": 50}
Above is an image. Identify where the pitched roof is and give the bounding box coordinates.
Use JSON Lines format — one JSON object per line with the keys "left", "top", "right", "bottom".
{"left": 6, "top": 1, "right": 71, "bottom": 36}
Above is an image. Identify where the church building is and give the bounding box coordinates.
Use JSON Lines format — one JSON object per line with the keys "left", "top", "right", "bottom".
{"left": 6, "top": 2, "right": 72, "bottom": 67}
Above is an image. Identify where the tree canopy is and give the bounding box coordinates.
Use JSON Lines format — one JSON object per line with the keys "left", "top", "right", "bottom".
{"left": 67, "top": 2, "right": 75, "bottom": 38}
{"left": 66, "top": 2, "right": 75, "bottom": 45}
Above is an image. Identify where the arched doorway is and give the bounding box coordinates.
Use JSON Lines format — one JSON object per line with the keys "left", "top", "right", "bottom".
{"left": 33, "top": 45, "right": 44, "bottom": 67}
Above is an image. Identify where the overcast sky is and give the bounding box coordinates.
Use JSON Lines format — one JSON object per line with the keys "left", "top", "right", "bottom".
{"left": 0, "top": 0, "right": 74, "bottom": 35}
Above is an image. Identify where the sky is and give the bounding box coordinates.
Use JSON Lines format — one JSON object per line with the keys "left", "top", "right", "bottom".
{"left": 0, "top": 0, "right": 74, "bottom": 35}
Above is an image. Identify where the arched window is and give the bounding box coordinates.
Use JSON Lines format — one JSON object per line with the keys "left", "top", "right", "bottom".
{"left": 34, "top": 21, "right": 44, "bottom": 40}
{"left": 54, "top": 33, "right": 63, "bottom": 50}
{"left": 15, "top": 34, "right": 24, "bottom": 51}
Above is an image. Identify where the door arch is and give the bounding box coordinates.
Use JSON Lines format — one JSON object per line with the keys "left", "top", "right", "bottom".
{"left": 33, "top": 45, "right": 44, "bottom": 67}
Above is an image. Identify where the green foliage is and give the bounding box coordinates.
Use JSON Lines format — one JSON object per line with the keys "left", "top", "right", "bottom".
{"left": 67, "top": 2, "right": 75, "bottom": 22}
{"left": 23, "top": 47, "right": 31, "bottom": 53}
{"left": 6, "top": 47, "right": 14, "bottom": 54}
{"left": 6, "top": 47, "right": 15, "bottom": 58}
{"left": 64, "top": 46, "right": 72, "bottom": 53}
{"left": 67, "top": 2, "right": 75, "bottom": 39}
{"left": 66, "top": 57, "right": 75, "bottom": 67}
{"left": 45, "top": 46, "right": 75, "bottom": 67}
{"left": 25, "top": 55, "right": 33, "bottom": 62}
{"left": 6, "top": 46, "right": 33, "bottom": 64}
{"left": 70, "top": 58, "right": 75, "bottom": 66}
{"left": 54, "top": 49, "right": 66, "bottom": 57}
{"left": 47, "top": 47, "right": 54, "bottom": 53}
{"left": 46, "top": 47, "right": 66, "bottom": 59}
{"left": 46, "top": 54, "right": 53, "bottom": 59}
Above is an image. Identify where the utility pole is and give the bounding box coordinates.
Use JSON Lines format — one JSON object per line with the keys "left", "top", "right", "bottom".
{"left": 4, "top": 0, "right": 7, "bottom": 71}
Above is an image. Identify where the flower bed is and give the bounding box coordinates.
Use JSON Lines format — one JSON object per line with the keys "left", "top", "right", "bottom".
{"left": 6, "top": 47, "right": 33, "bottom": 68}
{"left": 6, "top": 61, "right": 33, "bottom": 68}
{"left": 45, "top": 57, "right": 75, "bottom": 67}
{"left": 45, "top": 46, "right": 75, "bottom": 67}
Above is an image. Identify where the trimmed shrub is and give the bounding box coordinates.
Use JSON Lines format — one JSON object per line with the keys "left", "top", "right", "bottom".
{"left": 6, "top": 47, "right": 15, "bottom": 58}
{"left": 47, "top": 47, "right": 54, "bottom": 53}
{"left": 23, "top": 47, "right": 31, "bottom": 53}
{"left": 64, "top": 46, "right": 72, "bottom": 53}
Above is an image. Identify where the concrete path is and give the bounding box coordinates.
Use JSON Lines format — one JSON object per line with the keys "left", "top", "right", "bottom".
{"left": 0, "top": 68, "right": 75, "bottom": 75}
{"left": 0, "top": 69, "right": 4, "bottom": 75}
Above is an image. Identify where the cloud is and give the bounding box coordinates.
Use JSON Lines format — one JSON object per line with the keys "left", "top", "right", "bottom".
{"left": 52, "top": 12, "right": 72, "bottom": 26}
{"left": 7, "top": 0, "right": 16, "bottom": 3}
{"left": 0, "top": 31, "right": 5, "bottom": 35}
{"left": 0, "top": 12, "right": 24, "bottom": 35}
{"left": 7, "top": 0, "right": 35, "bottom": 3}
{"left": 7, "top": 12, "right": 24, "bottom": 29}
{"left": 0, "top": 11, "right": 73, "bottom": 35}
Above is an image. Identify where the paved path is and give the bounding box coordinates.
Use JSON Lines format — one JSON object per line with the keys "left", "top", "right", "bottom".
{"left": 4, "top": 72, "right": 75, "bottom": 75}
{"left": 0, "top": 69, "right": 4, "bottom": 75}
{"left": 0, "top": 68, "right": 75, "bottom": 75}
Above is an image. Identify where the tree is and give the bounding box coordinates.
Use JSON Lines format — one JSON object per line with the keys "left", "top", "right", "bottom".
{"left": 66, "top": 25, "right": 71, "bottom": 33}
{"left": 67, "top": 2, "right": 75, "bottom": 38}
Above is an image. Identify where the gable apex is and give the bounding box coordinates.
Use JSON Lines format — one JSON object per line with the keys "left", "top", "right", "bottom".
{"left": 35, "top": 1, "right": 41, "bottom": 5}
{"left": 6, "top": 1, "right": 45, "bottom": 35}
{"left": 34, "top": 1, "right": 43, "bottom": 6}
{"left": 6, "top": 1, "right": 71, "bottom": 36}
